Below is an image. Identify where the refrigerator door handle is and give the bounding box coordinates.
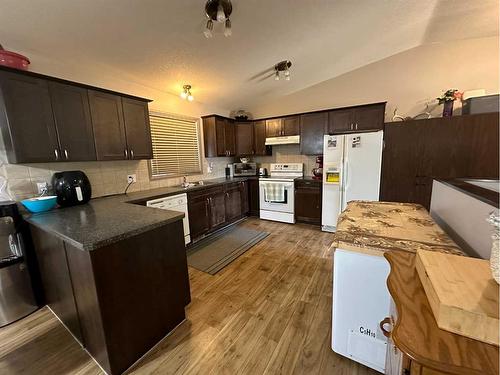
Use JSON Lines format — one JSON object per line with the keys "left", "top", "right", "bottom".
{"left": 342, "top": 159, "right": 349, "bottom": 210}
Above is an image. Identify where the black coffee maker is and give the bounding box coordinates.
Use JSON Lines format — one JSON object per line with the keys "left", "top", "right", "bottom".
{"left": 52, "top": 171, "right": 92, "bottom": 207}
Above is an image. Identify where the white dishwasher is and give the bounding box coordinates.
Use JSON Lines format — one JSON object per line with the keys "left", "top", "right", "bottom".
{"left": 146, "top": 193, "right": 191, "bottom": 245}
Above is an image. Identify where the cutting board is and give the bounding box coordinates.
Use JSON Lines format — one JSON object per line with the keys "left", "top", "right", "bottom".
{"left": 416, "top": 249, "right": 499, "bottom": 346}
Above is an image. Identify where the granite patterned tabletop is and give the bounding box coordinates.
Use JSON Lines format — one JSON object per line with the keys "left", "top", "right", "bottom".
{"left": 332, "top": 201, "right": 464, "bottom": 256}
{"left": 24, "top": 176, "right": 255, "bottom": 251}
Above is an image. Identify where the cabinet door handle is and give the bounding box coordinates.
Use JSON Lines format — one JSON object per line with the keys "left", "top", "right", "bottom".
{"left": 226, "top": 192, "right": 229, "bottom": 198}
{"left": 64, "top": 149, "right": 69, "bottom": 160}
{"left": 54, "top": 149, "right": 59, "bottom": 160}
{"left": 130, "top": 149, "right": 134, "bottom": 159}
{"left": 124, "top": 149, "right": 129, "bottom": 159}
{"left": 379, "top": 317, "right": 393, "bottom": 338}
{"left": 355, "top": 123, "right": 358, "bottom": 130}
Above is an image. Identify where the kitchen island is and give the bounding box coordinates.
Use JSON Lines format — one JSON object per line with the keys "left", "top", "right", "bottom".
{"left": 23, "top": 175, "right": 259, "bottom": 374}
{"left": 330, "top": 201, "right": 464, "bottom": 373}
{"left": 25, "top": 194, "right": 190, "bottom": 375}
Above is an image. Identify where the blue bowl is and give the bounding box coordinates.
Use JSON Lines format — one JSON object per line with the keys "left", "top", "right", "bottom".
{"left": 21, "top": 196, "right": 58, "bottom": 213}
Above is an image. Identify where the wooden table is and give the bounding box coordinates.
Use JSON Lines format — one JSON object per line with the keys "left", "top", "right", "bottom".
{"left": 384, "top": 251, "right": 499, "bottom": 375}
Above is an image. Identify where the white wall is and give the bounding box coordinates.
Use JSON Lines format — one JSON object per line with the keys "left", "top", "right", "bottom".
{"left": 247, "top": 36, "right": 500, "bottom": 121}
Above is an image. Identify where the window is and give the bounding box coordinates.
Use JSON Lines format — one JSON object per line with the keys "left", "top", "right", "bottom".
{"left": 149, "top": 112, "right": 202, "bottom": 178}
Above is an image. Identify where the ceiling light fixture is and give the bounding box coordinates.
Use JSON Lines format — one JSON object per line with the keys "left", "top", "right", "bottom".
{"left": 180, "top": 85, "right": 194, "bottom": 101}
{"left": 204, "top": 0, "right": 232, "bottom": 38}
{"left": 274, "top": 60, "right": 292, "bottom": 81}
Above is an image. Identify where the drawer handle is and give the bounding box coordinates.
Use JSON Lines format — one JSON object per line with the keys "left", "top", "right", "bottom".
{"left": 379, "top": 317, "right": 393, "bottom": 338}
{"left": 54, "top": 148, "right": 59, "bottom": 160}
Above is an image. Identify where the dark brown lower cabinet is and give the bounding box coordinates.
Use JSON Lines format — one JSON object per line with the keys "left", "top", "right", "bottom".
{"left": 380, "top": 113, "right": 499, "bottom": 209}
{"left": 30, "top": 220, "right": 190, "bottom": 375}
{"left": 187, "top": 193, "right": 211, "bottom": 239}
{"left": 225, "top": 183, "right": 242, "bottom": 222}
{"left": 248, "top": 178, "right": 260, "bottom": 216}
{"left": 240, "top": 181, "right": 249, "bottom": 215}
{"left": 210, "top": 190, "right": 227, "bottom": 229}
{"left": 295, "top": 179, "right": 322, "bottom": 225}
{"left": 188, "top": 181, "right": 252, "bottom": 242}
{"left": 31, "top": 226, "right": 83, "bottom": 342}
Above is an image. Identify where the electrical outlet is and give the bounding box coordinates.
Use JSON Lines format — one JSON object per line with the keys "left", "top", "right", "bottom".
{"left": 127, "top": 174, "right": 137, "bottom": 183}
{"left": 36, "top": 182, "right": 49, "bottom": 195}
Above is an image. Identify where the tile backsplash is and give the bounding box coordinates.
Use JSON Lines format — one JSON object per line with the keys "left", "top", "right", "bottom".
{"left": 0, "top": 143, "right": 316, "bottom": 202}
{"left": 253, "top": 144, "right": 318, "bottom": 176}
{"left": 0, "top": 149, "right": 232, "bottom": 201}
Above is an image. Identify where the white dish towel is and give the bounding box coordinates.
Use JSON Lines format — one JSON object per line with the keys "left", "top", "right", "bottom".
{"left": 263, "top": 183, "right": 286, "bottom": 203}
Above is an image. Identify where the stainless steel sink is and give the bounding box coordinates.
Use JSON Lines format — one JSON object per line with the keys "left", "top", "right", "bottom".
{"left": 176, "top": 180, "right": 215, "bottom": 189}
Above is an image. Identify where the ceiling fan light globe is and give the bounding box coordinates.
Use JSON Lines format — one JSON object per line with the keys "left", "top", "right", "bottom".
{"left": 224, "top": 19, "right": 232, "bottom": 37}
{"left": 216, "top": 4, "right": 226, "bottom": 22}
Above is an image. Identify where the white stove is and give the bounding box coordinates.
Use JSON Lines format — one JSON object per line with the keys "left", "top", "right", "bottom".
{"left": 259, "top": 163, "right": 303, "bottom": 223}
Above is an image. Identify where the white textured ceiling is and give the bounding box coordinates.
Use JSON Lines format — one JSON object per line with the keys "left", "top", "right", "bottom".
{"left": 0, "top": 0, "right": 497, "bottom": 114}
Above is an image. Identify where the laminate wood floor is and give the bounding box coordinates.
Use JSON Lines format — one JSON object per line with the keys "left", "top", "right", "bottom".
{"left": 0, "top": 218, "right": 378, "bottom": 375}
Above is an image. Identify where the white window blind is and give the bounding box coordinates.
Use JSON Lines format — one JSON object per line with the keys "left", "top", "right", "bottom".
{"left": 149, "top": 113, "right": 202, "bottom": 178}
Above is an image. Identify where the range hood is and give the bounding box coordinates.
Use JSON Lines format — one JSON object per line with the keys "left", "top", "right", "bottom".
{"left": 265, "top": 135, "right": 300, "bottom": 146}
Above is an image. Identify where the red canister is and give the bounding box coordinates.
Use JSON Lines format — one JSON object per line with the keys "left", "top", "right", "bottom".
{"left": 0, "top": 44, "right": 30, "bottom": 70}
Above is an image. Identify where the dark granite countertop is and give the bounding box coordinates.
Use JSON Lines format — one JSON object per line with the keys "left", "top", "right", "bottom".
{"left": 24, "top": 176, "right": 255, "bottom": 251}
{"left": 125, "top": 176, "right": 254, "bottom": 204}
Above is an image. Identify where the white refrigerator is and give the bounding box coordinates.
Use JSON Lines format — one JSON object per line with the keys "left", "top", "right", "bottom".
{"left": 321, "top": 131, "right": 384, "bottom": 232}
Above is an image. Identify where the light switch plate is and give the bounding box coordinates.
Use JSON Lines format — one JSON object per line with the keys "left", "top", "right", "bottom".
{"left": 127, "top": 174, "right": 137, "bottom": 183}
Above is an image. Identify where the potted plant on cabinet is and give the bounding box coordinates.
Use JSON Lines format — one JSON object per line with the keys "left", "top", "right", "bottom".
{"left": 437, "top": 89, "right": 463, "bottom": 117}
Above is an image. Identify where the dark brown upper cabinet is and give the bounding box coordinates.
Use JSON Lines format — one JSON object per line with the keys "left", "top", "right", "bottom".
{"left": 0, "top": 67, "right": 152, "bottom": 164}
{"left": 282, "top": 116, "right": 300, "bottom": 136}
{"left": 266, "top": 118, "right": 282, "bottom": 137}
{"left": 0, "top": 71, "right": 60, "bottom": 163}
{"left": 253, "top": 120, "right": 271, "bottom": 156}
{"left": 89, "top": 90, "right": 128, "bottom": 161}
{"left": 49, "top": 82, "right": 96, "bottom": 161}
{"left": 235, "top": 121, "right": 254, "bottom": 156}
{"left": 354, "top": 103, "right": 385, "bottom": 131}
{"left": 223, "top": 118, "right": 236, "bottom": 156}
{"left": 327, "top": 103, "right": 385, "bottom": 134}
{"left": 300, "top": 112, "right": 328, "bottom": 155}
{"left": 202, "top": 115, "right": 236, "bottom": 157}
{"left": 327, "top": 108, "right": 352, "bottom": 134}
{"left": 89, "top": 92, "right": 152, "bottom": 161}
{"left": 265, "top": 116, "right": 300, "bottom": 137}
{"left": 122, "top": 98, "right": 153, "bottom": 160}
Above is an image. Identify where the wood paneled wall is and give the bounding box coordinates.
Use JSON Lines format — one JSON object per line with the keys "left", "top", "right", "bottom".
{"left": 380, "top": 113, "right": 499, "bottom": 209}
